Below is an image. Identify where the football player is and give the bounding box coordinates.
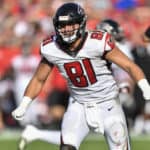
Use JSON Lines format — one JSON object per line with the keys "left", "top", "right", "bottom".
{"left": 12, "top": 2, "right": 150, "bottom": 150}
{"left": 132, "top": 25, "right": 150, "bottom": 134}
{"left": 142, "top": 26, "right": 150, "bottom": 133}
{"left": 10, "top": 42, "right": 41, "bottom": 127}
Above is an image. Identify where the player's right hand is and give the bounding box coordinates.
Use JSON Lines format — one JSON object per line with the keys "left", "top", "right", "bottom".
{"left": 12, "top": 107, "right": 26, "bottom": 121}
{"left": 11, "top": 96, "right": 33, "bottom": 121}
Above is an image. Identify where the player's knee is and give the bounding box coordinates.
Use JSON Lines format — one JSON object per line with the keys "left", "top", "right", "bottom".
{"left": 109, "top": 122, "right": 127, "bottom": 145}
{"left": 60, "top": 144, "right": 77, "bottom": 150}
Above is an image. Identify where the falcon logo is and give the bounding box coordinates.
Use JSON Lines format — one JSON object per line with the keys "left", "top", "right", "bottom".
{"left": 107, "top": 106, "right": 114, "bottom": 111}
{"left": 106, "top": 33, "right": 115, "bottom": 49}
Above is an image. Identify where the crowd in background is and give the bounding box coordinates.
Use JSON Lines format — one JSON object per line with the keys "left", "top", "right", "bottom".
{"left": 0, "top": 0, "right": 150, "bottom": 135}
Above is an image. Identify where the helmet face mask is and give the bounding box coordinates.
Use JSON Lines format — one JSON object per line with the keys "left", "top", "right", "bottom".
{"left": 53, "top": 3, "right": 87, "bottom": 44}
{"left": 57, "top": 23, "right": 80, "bottom": 43}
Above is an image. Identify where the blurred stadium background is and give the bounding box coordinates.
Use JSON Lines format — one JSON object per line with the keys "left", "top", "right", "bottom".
{"left": 0, "top": 0, "right": 150, "bottom": 150}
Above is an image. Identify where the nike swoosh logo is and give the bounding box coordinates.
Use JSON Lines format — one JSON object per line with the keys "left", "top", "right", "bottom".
{"left": 108, "top": 106, "right": 114, "bottom": 111}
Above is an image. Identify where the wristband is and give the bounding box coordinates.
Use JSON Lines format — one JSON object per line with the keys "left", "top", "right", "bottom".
{"left": 19, "top": 96, "right": 33, "bottom": 110}
{"left": 137, "top": 79, "right": 150, "bottom": 92}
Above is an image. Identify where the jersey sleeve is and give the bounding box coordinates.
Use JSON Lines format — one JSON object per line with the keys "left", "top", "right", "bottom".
{"left": 40, "top": 35, "right": 54, "bottom": 56}
{"left": 40, "top": 41, "right": 54, "bottom": 67}
{"left": 41, "top": 57, "right": 54, "bottom": 67}
{"left": 103, "top": 32, "right": 115, "bottom": 52}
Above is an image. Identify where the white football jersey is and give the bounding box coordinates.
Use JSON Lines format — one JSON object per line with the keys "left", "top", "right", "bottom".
{"left": 40, "top": 30, "right": 119, "bottom": 103}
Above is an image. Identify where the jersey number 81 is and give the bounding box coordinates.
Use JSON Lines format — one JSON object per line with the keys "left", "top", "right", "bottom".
{"left": 64, "top": 58, "right": 97, "bottom": 87}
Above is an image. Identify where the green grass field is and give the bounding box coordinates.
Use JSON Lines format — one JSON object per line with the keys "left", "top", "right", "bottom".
{"left": 1, "top": 130, "right": 150, "bottom": 150}
{"left": 1, "top": 138, "right": 150, "bottom": 150}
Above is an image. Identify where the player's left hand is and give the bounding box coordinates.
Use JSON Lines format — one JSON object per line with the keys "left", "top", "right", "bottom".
{"left": 138, "top": 79, "right": 150, "bottom": 101}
